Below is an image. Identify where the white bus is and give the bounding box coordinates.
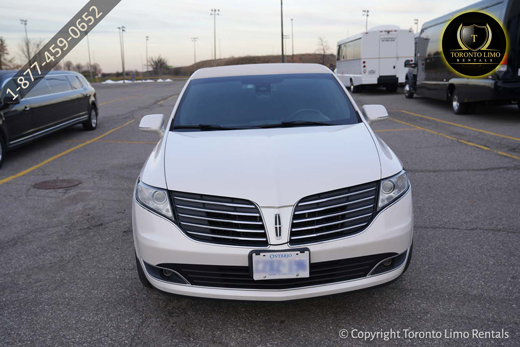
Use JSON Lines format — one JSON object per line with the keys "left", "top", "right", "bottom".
{"left": 335, "top": 25, "right": 415, "bottom": 93}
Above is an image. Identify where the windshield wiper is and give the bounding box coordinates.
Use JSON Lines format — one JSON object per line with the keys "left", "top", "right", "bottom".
{"left": 260, "top": 120, "right": 335, "bottom": 128}
{"left": 173, "top": 124, "right": 240, "bottom": 131}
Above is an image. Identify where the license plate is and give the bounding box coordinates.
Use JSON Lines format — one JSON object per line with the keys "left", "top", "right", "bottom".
{"left": 250, "top": 249, "right": 310, "bottom": 281}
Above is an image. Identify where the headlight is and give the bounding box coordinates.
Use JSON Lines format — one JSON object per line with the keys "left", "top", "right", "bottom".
{"left": 378, "top": 171, "right": 409, "bottom": 210}
{"left": 135, "top": 180, "right": 173, "bottom": 219}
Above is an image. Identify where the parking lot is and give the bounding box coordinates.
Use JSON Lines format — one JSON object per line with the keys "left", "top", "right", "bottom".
{"left": 1, "top": 81, "right": 519, "bottom": 346}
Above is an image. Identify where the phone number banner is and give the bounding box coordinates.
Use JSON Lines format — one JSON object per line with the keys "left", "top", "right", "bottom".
{"left": 3, "top": 0, "right": 120, "bottom": 103}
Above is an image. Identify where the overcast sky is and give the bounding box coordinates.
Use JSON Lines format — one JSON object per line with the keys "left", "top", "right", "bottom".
{"left": 1, "top": 0, "right": 477, "bottom": 73}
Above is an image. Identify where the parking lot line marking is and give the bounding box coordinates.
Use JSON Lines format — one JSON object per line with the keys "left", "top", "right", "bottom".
{"left": 374, "top": 128, "right": 420, "bottom": 133}
{"left": 390, "top": 118, "right": 520, "bottom": 161}
{"left": 158, "top": 94, "right": 179, "bottom": 104}
{"left": 397, "top": 110, "right": 520, "bottom": 142}
{"left": 0, "top": 120, "right": 136, "bottom": 186}
{"left": 64, "top": 139, "right": 157, "bottom": 144}
{"left": 99, "top": 95, "right": 142, "bottom": 106}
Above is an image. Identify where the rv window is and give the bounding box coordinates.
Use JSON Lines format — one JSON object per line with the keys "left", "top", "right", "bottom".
{"left": 346, "top": 39, "right": 361, "bottom": 60}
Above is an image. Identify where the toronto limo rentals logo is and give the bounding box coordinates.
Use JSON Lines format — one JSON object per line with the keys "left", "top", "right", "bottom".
{"left": 442, "top": 12, "right": 507, "bottom": 77}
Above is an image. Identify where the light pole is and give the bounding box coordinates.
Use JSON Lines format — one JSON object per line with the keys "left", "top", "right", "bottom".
{"left": 362, "top": 10, "right": 369, "bottom": 31}
{"left": 280, "top": 0, "right": 285, "bottom": 63}
{"left": 283, "top": 35, "right": 290, "bottom": 60}
{"left": 191, "top": 37, "right": 198, "bottom": 72}
{"left": 414, "top": 19, "right": 419, "bottom": 33}
{"left": 118, "top": 26, "right": 126, "bottom": 83}
{"left": 86, "top": 33, "right": 93, "bottom": 80}
{"left": 219, "top": 39, "right": 222, "bottom": 59}
{"left": 20, "top": 19, "right": 30, "bottom": 64}
{"left": 291, "top": 18, "right": 294, "bottom": 63}
{"left": 146, "top": 36, "right": 149, "bottom": 77}
{"left": 210, "top": 9, "right": 220, "bottom": 66}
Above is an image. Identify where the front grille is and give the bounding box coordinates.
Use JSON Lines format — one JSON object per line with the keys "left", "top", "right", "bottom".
{"left": 290, "top": 182, "right": 378, "bottom": 244}
{"left": 170, "top": 191, "right": 268, "bottom": 247}
{"left": 157, "top": 253, "right": 395, "bottom": 289}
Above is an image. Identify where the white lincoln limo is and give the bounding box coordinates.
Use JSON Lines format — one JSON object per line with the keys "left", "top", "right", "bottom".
{"left": 132, "top": 63, "right": 413, "bottom": 301}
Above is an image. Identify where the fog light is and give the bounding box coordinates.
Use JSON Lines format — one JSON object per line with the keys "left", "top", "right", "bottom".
{"left": 383, "top": 259, "right": 392, "bottom": 266}
{"left": 162, "top": 269, "right": 173, "bottom": 277}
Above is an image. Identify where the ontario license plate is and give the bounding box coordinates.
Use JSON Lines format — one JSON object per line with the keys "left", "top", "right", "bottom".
{"left": 251, "top": 249, "right": 310, "bottom": 281}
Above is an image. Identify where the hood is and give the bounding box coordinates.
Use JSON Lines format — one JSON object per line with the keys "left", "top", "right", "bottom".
{"left": 163, "top": 123, "right": 383, "bottom": 207}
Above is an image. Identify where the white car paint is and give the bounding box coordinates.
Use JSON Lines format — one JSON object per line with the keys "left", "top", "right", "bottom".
{"left": 133, "top": 63, "right": 413, "bottom": 301}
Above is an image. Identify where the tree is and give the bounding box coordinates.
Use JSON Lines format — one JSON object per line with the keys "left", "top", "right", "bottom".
{"left": 18, "top": 36, "right": 43, "bottom": 65}
{"left": 315, "top": 37, "right": 330, "bottom": 65}
{"left": 63, "top": 60, "right": 74, "bottom": 71}
{"left": 0, "top": 37, "right": 16, "bottom": 70}
{"left": 149, "top": 55, "right": 168, "bottom": 76}
{"left": 74, "top": 63, "right": 84, "bottom": 73}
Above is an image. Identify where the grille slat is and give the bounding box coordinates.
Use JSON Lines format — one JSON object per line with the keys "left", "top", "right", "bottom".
{"left": 290, "top": 182, "right": 378, "bottom": 244}
{"left": 157, "top": 253, "right": 395, "bottom": 289}
{"left": 171, "top": 191, "right": 268, "bottom": 246}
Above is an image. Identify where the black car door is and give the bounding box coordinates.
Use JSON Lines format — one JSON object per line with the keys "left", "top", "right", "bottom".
{"left": 0, "top": 78, "right": 36, "bottom": 144}
{"left": 67, "top": 75, "right": 89, "bottom": 118}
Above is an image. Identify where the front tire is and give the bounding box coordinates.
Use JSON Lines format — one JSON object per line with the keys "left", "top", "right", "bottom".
{"left": 136, "top": 255, "right": 153, "bottom": 288}
{"left": 404, "top": 80, "right": 414, "bottom": 99}
{"left": 0, "top": 135, "right": 5, "bottom": 169}
{"left": 452, "top": 90, "right": 468, "bottom": 115}
{"left": 83, "top": 106, "right": 98, "bottom": 131}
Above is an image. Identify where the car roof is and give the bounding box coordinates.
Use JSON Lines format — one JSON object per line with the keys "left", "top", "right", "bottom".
{"left": 191, "top": 63, "right": 332, "bottom": 80}
{"left": 0, "top": 70, "right": 81, "bottom": 80}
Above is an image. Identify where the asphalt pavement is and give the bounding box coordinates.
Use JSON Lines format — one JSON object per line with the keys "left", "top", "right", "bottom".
{"left": 0, "top": 81, "right": 519, "bottom": 347}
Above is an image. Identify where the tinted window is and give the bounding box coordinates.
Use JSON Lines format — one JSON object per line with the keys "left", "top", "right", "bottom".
{"left": 172, "top": 74, "right": 358, "bottom": 130}
{"left": 26, "top": 78, "right": 52, "bottom": 98}
{"left": 45, "top": 76, "right": 71, "bottom": 93}
{"left": 67, "top": 76, "right": 83, "bottom": 90}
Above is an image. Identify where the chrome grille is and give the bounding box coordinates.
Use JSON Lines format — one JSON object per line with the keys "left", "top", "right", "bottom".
{"left": 290, "top": 182, "right": 378, "bottom": 244}
{"left": 170, "top": 191, "right": 268, "bottom": 246}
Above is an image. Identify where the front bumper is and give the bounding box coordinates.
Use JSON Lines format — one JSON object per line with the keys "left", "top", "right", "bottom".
{"left": 133, "top": 189, "right": 413, "bottom": 301}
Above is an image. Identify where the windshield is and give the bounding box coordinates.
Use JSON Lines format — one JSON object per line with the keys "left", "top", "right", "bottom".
{"left": 171, "top": 73, "right": 359, "bottom": 131}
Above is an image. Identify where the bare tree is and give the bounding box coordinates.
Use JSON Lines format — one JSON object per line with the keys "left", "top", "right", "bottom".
{"left": 74, "top": 63, "right": 84, "bottom": 73}
{"left": 63, "top": 60, "right": 74, "bottom": 71}
{"left": 149, "top": 55, "right": 168, "bottom": 76}
{"left": 315, "top": 37, "right": 330, "bottom": 65}
{"left": 18, "top": 36, "right": 43, "bottom": 65}
{"left": 53, "top": 62, "right": 64, "bottom": 71}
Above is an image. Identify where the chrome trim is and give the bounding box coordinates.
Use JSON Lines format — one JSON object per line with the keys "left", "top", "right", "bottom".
{"left": 293, "top": 196, "right": 374, "bottom": 215}
{"left": 292, "top": 205, "right": 373, "bottom": 223}
{"left": 145, "top": 262, "right": 191, "bottom": 285}
{"left": 184, "top": 230, "right": 267, "bottom": 242}
{"left": 291, "top": 213, "right": 372, "bottom": 232}
{"left": 140, "top": 258, "right": 191, "bottom": 287}
{"left": 298, "top": 187, "right": 376, "bottom": 206}
{"left": 180, "top": 222, "right": 265, "bottom": 233}
{"left": 178, "top": 213, "right": 263, "bottom": 225}
{"left": 176, "top": 204, "right": 260, "bottom": 216}
{"left": 290, "top": 222, "right": 368, "bottom": 239}
{"left": 367, "top": 249, "right": 409, "bottom": 277}
{"left": 9, "top": 115, "right": 89, "bottom": 145}
{"left": 173, "top": 196, "right": 257, "bottom": 209}
{"left": 275, "top": 213, "right": 282, "bottom": 239}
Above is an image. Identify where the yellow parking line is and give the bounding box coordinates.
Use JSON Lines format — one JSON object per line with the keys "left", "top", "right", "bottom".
{"left": 374, "top": 128, "right": 420, "bottom": 133}
{"left": 0, "top": 120, "right": 135, "bottom": 186}
{"left": 390, "top": 118, "right": 520, "bottom": 160}
{"left": 158, "top": 94, "right": 179, "bottom": 104}
{"left": 397, "top": 110, "right": 520, "bottom": 142}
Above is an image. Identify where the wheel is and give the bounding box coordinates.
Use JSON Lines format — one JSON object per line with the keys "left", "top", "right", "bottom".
{"left": 404, "top": 80, "right": 414, "bottom": 99}
{"left": 452, "top": 90, "right": 468, "bottom": 115}
{"left": 0, "top": 134, "right": 5, "bottom": 169}
{"left": 350, "top": 80, "right": 361, "bottom": 94}
{"left": 136, "top": 255, "right": 153, "bottom": 288}
{"left": 386, "top": 84, "right": 398, "bottom": 93}
{"left": 83, "top": 105, "right": 98, "bottom": 131}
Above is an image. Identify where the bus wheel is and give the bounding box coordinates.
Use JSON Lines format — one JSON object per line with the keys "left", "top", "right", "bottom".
{"left": 350, "top": 81, "right": 360, "bottom": 94}
{"left": 404, "top": 81, "right": 414, "bottom": 99}
{"left": 452, "top": 90, "right": 468, "bottom": 115}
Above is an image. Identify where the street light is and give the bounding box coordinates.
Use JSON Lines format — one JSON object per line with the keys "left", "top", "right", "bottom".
{"left": 362, "top": 10, "right": 369, "bottom": 31}
{"left": 20, "top": 19, "right": 30, "bottom": 64}
{"left": 86, "top": 33, "right": 93, "bottom": 80}
{"left": 283, "top": 35, "right": 290, "bottom": 61}
{"left": 118, "top": 26, "right": 126, "bottom": 83}
{"left": 291, "top": 18, "right": 294, "bottom": 63}
{"left": 191, "top": 37, "right": 198, "bottom": 72}
{"left": 210, "top": 9, "right": 220, "bottom": 66}
{"left": 280, "top": 0, "right": 285, "bottom": 63}
{"left": 146, "top": 36, "right": 149, "bottom": 77}
{"left": 414, "top": 19, "right": 419, "bottom": 33}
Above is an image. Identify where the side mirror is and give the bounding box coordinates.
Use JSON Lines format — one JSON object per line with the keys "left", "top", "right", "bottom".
{"left": 139, "top": 114, "right": 165, "bottom": 135}
{"left": 362, "top": 105, "right": 388, "bottom": 124}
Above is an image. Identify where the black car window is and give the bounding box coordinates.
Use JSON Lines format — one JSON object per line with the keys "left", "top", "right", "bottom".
{"left": 26, "top": 78, "right": 52, "bottom": 98}
{"left": 45, "top": 76, "right": 72, "bottom": 94}
{"left": 67, "top": 76, "right": 83, "bottom": 90}
{"left": 172, "top": 73, "right": 359, "bottom": 130}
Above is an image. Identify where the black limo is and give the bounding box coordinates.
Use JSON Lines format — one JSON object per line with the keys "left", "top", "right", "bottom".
{"left": 0, "top": 71, "right": 98, "bottom": 168}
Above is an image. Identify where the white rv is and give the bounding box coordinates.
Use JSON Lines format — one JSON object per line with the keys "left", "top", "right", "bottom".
{"left": 335, "top": 25, "right": 414, "bottom": 93}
